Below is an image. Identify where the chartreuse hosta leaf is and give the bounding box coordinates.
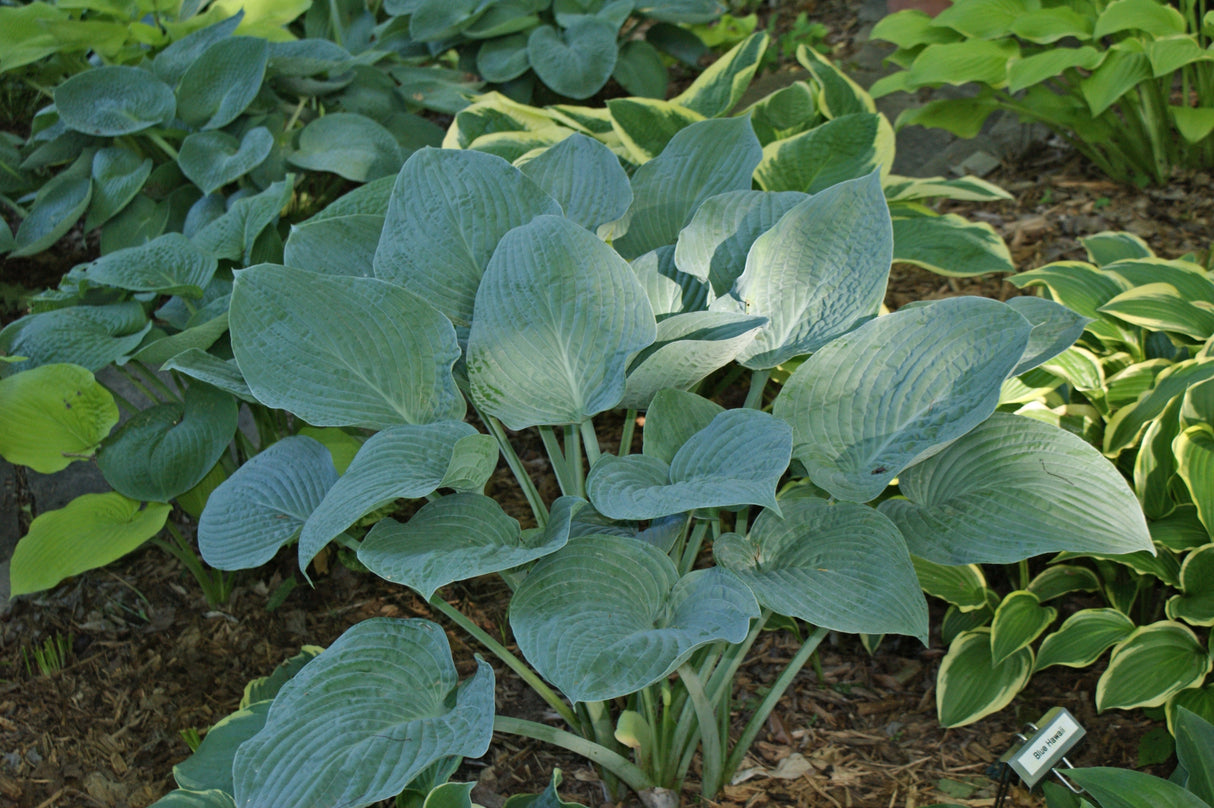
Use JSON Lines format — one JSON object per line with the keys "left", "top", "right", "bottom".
{"left": 714, "top": 499, "right": 929, "bottom": 642}
{"left": 611, "top": 117, "right": 762, "bottom": 260}
{"left": 97, "top": 383, "right": 238, "bottom": 503}
{"left": 199, "top": 436, "right": 337, "bottom": 570}
{"left": 231, "top": 264, "right": 465, "bottom": 430}
{"left": 54, "top": 65, "right": 176, "bottom": 136}
{"left": 233, "top": 618, "right": 495, "bottom": 808}
{"left": 511, "top": 535, "right": 759, "bottom": 703}
{"left": 989, "top": 590, "right": 1056, "bottom": 665}
{"left": 10, "top": 493, "right": 172, "bottom": 597}
{"left": 774, "top": 296, "right": 1032, "bottom": 502}
{"left": 587, "top": 408, "right": 791, "bottom": 520}
{"left": 1097, "top": 622, "right": 1212, "bottom": 712}
{"left": 374, "top": 148, "right": 561, "bottom": 328}
{"left": 911, "top": 556, "right": 988, "bottom": 612}
{"left": 0, "top": 363, "right": 117, "bottom": 473}
{"left": 937, "top": 628, "right": 1034, "bottom": 727}
{"left": 468, "top": 215, "right": 656, "bottom": 429}
{"left": 517, "top": 132, "right": 632, "bottom": 231}
{"left": 297, "top": 422, "right": 497, "bottom": 567}
{"left": 881, "top": 412, "right": 1153, "bottom": 564}
{"left": 1166, "top": 544, "right": 1214, "bottom": 627}
{"left": 358, "top": 494, "right": 582, "bottom": 600}
{"left": 83, "top": 233, "right": 218, "bottom": 297}
{"left": 711, "top": 172, "right": 893, "bottom": 369}
{"left": 1035, "top": 608, "right": 1135, "bottom": 672}
{"left": 0, "top": 302, "right": 151, "bottom": 372}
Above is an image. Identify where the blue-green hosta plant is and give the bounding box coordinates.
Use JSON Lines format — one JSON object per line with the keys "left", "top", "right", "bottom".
{"left": 138, "top": 116, "right": 1157, "bottom": 807}
{"left": 441, "top": 33, "right": 1018, "bottom": 281}
{"left": 870, "top": 0, "right": 1214, "bottom": 186}
{"left": 920, "top": 231, "right": 1214, "bottom": 729}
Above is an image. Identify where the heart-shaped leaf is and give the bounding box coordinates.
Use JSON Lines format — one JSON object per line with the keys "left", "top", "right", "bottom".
{"left": 85, "top": 146, "right": 154, "bottom": 230}
{"left": 774, "top": 296, "right": 1031, "bottom": 502}
{"left": 84, "top": 233, "right": 218, "bottom": 296}
{"left": 55, "top": 65, "right": 175, "bottom": 135}
{"left": 0, "top": 302, "right": 150, "bottom": 371}
{"left": 511, "top": 535, "right": 759, "bottom": 702}
{"left": 989, "top": 590, "right": 1056, "bottom": 664}
{"left": 517, "top": 132, "right": 632, "bottom": 231}
{"left": 527, "top": 18, "right": 618, "bottom": 100}
{"left": 177, "top": 36, "right": 269, "bottom": 129}
{"left": 0, "top": 363, "right": 118, "bottom": 473}
{"left": 1166, "top": 544, "right": 1214, "bottom": 627}
{"left": 179, "top": 126, "right": 274, "bottom": 195}
{"left": 641, "top": 388, "right": 722, "bottom": 464}
{"left": 231, "top": 264, "right": 465, "bottom": 429}
{"left": 468, "top": 215, "right": 656, "bottom": 429}
{"left": 912, "top": 556, "right": 989, "bottom": 611}
{"left": 153, "top": 12, "right": 245, "bottom": 86}
{"left": 715, "top": 498, "right": 929, "bottom": 641}
{"left": 1097, "top": 622, "right": 1212, "bottom": 711}
{"left": 477, "top": 34, "right": 531, "bottom": 82}
{"left": 198, "top": 436, "right": 337, "bottom": 570}
{"left": 288, "top": 113, "right": 404, "bottom": 182}
{"left": 233, "top": 618, "right": 495, "bottom": 808}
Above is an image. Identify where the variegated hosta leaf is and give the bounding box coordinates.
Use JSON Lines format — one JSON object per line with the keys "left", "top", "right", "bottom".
{"left": 467, "top": 215, "right": 656, "bottom": 429}
{"left": 233, "top": 618, "right": 495, "bottom": 808}
{"left": 1004, "top": 296, "right": 1090, "bottom": 375}
{"left": 1096, "top": 622, "right": 1212, "bottom": 712}
{"left": 373, "top": 148, "right": 561, "bottom": 328}
{"left": 230, "top": 264, "right": 465, "bottom": 430}
{"left": 911, "top": 556, "right": 989, "bottom": 611}
{"left": 199, "top": 436, "right": 337, "bottom": 570}
{"left": 880, "top": 412, "right": 1154, "bottom": 564}
{"left": 711, "top": 171, "right": 893, "bottom": 370}
{"left": 1166, "top": 544, "right": 1214, "bottom": 627}
{"left": 773, "top": 296, "right": 1032, "bottom": 502}
{"left": 586, "top": 408, "right": 792, "bottom": 520}
{"left": 621, "top": 311, "right": 767, "bottom": 409}
{"left": 1035, "top": 608, "right": 1135, "bottom": 672}
{"left": 989, "top": 590, "right": 1056, "bottom": 665}
{"left": 358, "top": 494, "right": 582, "bottom": 600}
{"left": 889, "top": 212, "right": 1013, "bottom": 278}
{"left": 937, "top": 628, "right": 1034, "bottom": 727}
{"left": 714, "top": 498, "right": 929, "bottom": 641}
{"left": 510, "top": 535, "right": 759, "bottom": 703}
{"left": 517, "top": 132, "right": 632, "bottom": 231}
{"left": 297, "top": 422, "right": 493, "bottom": 567}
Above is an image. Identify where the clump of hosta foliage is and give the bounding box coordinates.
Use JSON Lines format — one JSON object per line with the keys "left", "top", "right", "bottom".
{"left": 919, "top": 231, "right": 1214, "bottom": 731}
{"left": 870, "top": 0, "right": 1214, "bottom": 186}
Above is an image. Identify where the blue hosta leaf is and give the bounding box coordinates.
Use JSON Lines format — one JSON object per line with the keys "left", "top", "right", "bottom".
{"left": 630, "top": 246, "right": 709, "bottom": 317}
{"left": 162, "top": 349, "right": 255, "bottom": 402}
{"left": 153, "top": 12, "right": 245, "bottom": 86}
{"left": 586, "top": 408, "right": 791, "bottom": 519}
{"left": 621, "top": 311, "right": 766, "bottom": 409}
{"left": 283, "top": 214, "right": 383, "bottom": 278}
{"left": 373, "top": 148, "right": 561, "bottom": 328}
{"left": 288, "top": 113, "right": 404, "bottom": 182}
{"left": 511, "top": 536, "right": 759, "bottom": 702}
{"left": 133, "top": 310, "right": 231, "bottom": 367}
{"left": 358, "top": 494, "right": 582, "bottom": 600}
{"left": 12, "top": 172, "right": 92, "bottom": 258}
{"left": 198, "top": 436, "right": 337, "bottom": 570}
{"left": 754, "top": 114, "right": 894, "bottom": 195}
{"left": 86, "top": 146, "right": 154, "bottom": 230}
{"left": 174, "top": 700, "right": 271, "bottom": 793}
{"left": 0, "top": 302, "right": 151, "bottom": 371}
{"left": 673, "top": 190, "right": 806, "bottom": 293}
{"left": 611, "top": 117, "right": 762, "bottom": 260}
{"left": 642, "top": 389, "right": 722, "bottom": 463}
{"left": 0, "top": 363, "right": 118, "bottom": 473}
{"left": 97, "top": 383, "right": 238, "bottom": 503}
{"left": 517, "top": 133, "right": 632, "bottom": 231}
{"left": 1005, "top": 296, "right": 1090, "bottom": 376}
{"left": 55, "top": 65, "right": 176, "bottom": 136}
{"left": 177, "top": 36, "right": 269, "bottom": 129}
{"left": 297, "top": 421, "right": 485, "bottom": 566}
{"left": 233, "top": 618, "right": 495, "bottom": 808}
{"left": 179, "top": 126, "right": 274, "bottom": 195}
{"left": 715, "top": 498, "right": 929, "bottom": 642}
{"left": 467, "top": 215, "right": 656, "bottom": 429}
{"left": 880, "top": 412, "right": 1153, "bottom": 564}
{"left": 527, "top": 18, "right": 618, "bottom": 100}
{"left": 83, "top": 233, "right": 218, "bottom": 297}
{"left": 231, "top": 264, "right": 464, "bottom": 429}
{"left": 147, "top": 789, "right": 236, "bottom": 808}
{"left": 711, "top": 172, "right": 893, "bottom": 369}
{"left": 191, "top": 178, "right": 293, "bottom": 264}
{"left": 773, "top": 296, "right": 1031, "bottom": 502}
{"left": 478, "top": 34, "right": 531, "bottom": 82}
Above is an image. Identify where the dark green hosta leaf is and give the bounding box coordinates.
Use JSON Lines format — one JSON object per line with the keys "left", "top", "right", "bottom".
{"left": 0, "top": 302, "right": 150, "bottom": 371}
{"left": 612, "top": 117, "right": 762, "bottom": 260}
{"left": 527, "top": 18, "right": 618, "bottom": 100}
{"left": 1005, "top": 296, "right": 1091, "bottom": 376}
{"left": 518, "top": 133, "right": 631, "bottom": 231}
{"left": 191, "top": 178, "right": 293, "bottom": 264}
{"left": 358, "top": 494, "right": 582, "bottom": 600}
{"left": 621, "top": 311, "right": 767, "bottom": 409}
{"left": 283, "top": 214, "right": 383, "bottom": 277}
{"left": 881, "top": 412, "right": 1154, "bottom": 564}
{"left": 890, "top": 212, "right": 1013, "bottom": 278}
{"left": 586, "top": 408, "right": 791, "bottom": 520}
{"left": 715, "top": 498, "right": 929, "bottom": 641}
{"left": 774, "top": 297, "right": 1031, "bottom": 502}
{"left": 297, "top": 421, "right": 493, "bottom": 566}
{"left": 937, "top": 628, "right": 1033, "bottom": 727}
{"left": 55, "top": 66, "right": 175, "bottom": 136}
{"left": 179, "top": 127, "right": 274, "bottom": 195}
{"left": 613, "top": 39, "right": 668, "bottom": 98}
{"left": 1035, "top": 608, "right": 1135, "bottom": 671}
{"left": 84, "top": 233, "right": 217, "bottom": 297}
{"left": 468, "top": 215, "right": 656, "bottom": 429}
{"left": 478, "top": 34, "right": 531, "bottom": 83}
{"left": 670, "top": 32, "right": 767, "bottom": 118}
{"left": 989, "top": 590, "right": 1056, "bottom": 665}
{"left": 1067, "top": 767, "right": 1210, "bottom": 808}
{"left": 97, "top": 383, "right": 238, "bottom": 503}
{"left": 86, "top": 147, "right": 153, "bottom": 230}
{"left": 374, "top": 148, "right": 561, "bottom": 328}
{"left": 233, "top": 618, "right": 495, "bottom": 808}
{"left": 12, "top": 172, "right": 92, "bottom": 257}
{"left": 0, "top": 363, "right": 118, "bottom": 473}
{"left": 177, "top": 37, "right": 269, "bottom": 129}
{"left": 511, "top": 536, "right": 759, "bottom": 702}
{"left": 288, "top": 113, "right": 404, "bottom": 182}
{"left": 1176, "top": 706, "right": 1214, "bottom": 805}
{"left": 1097, "top": 622, "right": 1212, "bottom": 711}
{"left": 755, "top": 114, "right": 894, "bottom": 195}
{"left": 0, "top": 218, "right": 11, "bottom": 253}
{"left": 1026, "top": 564, "right": 1101, "bottom": 602}
{"left": 199, "top": 436, "right": 337, "bottom": 570}
{"left": 147, "top": 790, "right": 236, "bottom": 808}
{"left": 1009, "top": 261, "right": 1134, "bottom": 347}
{"left": 132, "top": 311, "right": 230, "bottom": 367}
{"left": 10, "top": 493, "right": 172, "bottom": 597}
{"left": 231, "top": 264, "right": 464, "bottom": 429}
{"left": 711, "top": 172, "right": 893, "bottom": 369}
{"left": 409, "top": 0, "right": 485, "bottom": 40}
{"left": 1102, "top": 283, "right": 1214, "bottom": 342}
{"left": 175, "top": 700, "right": 271, "bottom": 793}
